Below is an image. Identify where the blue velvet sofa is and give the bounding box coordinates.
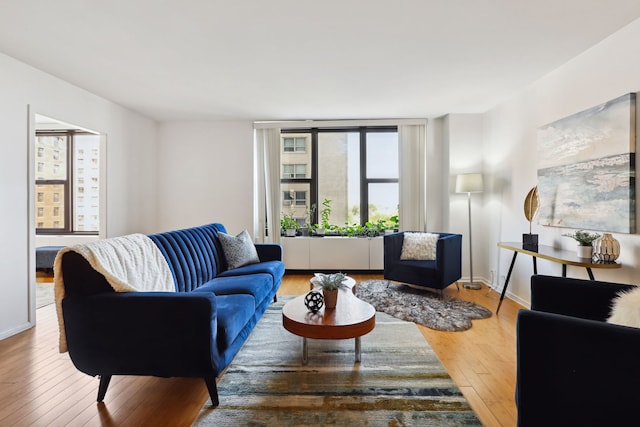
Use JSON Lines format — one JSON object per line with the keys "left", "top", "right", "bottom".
{"left": 59, "top": 223, "right": 284, "bottom": 406}
{"left": 383, "top": 232, "right": 462, "bottom": 292}
{"left": 517, "top": 275, "right": 638, "bottom": 426}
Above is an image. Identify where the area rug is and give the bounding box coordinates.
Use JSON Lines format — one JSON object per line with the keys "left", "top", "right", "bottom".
{"left": 194, "top": 298, "right": 481, "bottom": 426}
{"left": 355, "top": 280, "right": 492, "bottom": 332}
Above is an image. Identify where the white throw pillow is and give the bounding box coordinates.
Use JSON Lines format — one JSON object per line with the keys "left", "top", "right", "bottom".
{"left": 400, "top": 232, "right": 439, "bottom": 261}
{"left": 218, "top": 229, "right": 260, "bottom": 270}
{"left": 607, "top": 286, "right": 640, "bottom": 328}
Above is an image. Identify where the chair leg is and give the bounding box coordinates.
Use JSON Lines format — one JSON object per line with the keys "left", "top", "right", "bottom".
{"left": 97, "top": 375, "right": 112, "bottom": 402}
{"left": 204, "top": 377, "right": 219, "bottom": 406}
{"left": 273, "top": 294, "right": 278, "bottom": 303}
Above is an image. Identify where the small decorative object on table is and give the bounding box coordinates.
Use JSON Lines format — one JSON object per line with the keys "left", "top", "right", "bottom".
{"left": 311, "top": 272, "right": 347, "bottom": 309}
{"left": 592, "top": 233, "right": 620, "bottom": 262}
{"left": 304, "top": 291, "right": 324, "bottom": 312}
{"left": 523, "top": 186, "right": 540, "bottom": 250}
{"left": 562, "top": 230, "right": 601, "bottom": 258}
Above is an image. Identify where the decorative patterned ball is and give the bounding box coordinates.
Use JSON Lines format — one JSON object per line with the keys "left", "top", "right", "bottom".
{"left": 304, "top": 291, "right": 324, "bottom": 312}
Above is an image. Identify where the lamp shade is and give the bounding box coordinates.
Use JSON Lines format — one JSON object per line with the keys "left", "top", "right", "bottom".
{"left": 455, "top": 173, "right": 483, "bottom": 193}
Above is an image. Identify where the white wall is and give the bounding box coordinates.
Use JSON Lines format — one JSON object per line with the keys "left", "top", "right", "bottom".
{"left": 442, "top": 114, "right": 491, "bottom": 285}
{"left": 155, "top": 121, "right": 254, "bottom": 234}
{"left": 483, "top": 17, "right": 640, "bottom": 307}
{"left": 0, "top": 52, "right": 157, "bottom": 339}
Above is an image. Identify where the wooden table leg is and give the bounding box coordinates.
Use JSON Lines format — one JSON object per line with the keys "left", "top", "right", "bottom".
{"left": 497, "top": 252, "right": 518, "bottom": 314}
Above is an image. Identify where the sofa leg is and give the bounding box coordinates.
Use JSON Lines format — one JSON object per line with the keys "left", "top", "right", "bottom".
{"left": 97, "top": 375, "right": 112, "bottom": 402}
{"left": 455, "top": 281, "right": 460, "bottom": 291}
{"left": 204, "top": 377, "right": 219, "bottom": 406}
{"left": 273, "top": 294, "right": 278, "bottom": 303}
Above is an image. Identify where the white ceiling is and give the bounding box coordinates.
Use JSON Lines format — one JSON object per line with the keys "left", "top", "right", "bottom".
{"left": 2, "top": 1, "right": 640, "bottom": 122}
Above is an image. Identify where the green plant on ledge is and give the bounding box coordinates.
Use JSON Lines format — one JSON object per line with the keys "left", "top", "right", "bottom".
{"left": 562, "top": 230, "right": 600, "bottom": 246}
{"left": 320, "top": 198, "right": 332, "bottom": 231}
{"left": 304, "top": 203, "right": 317, "bottom": 229}
{"left": 280, "top": 213, "right": 299, "bottom": 232}
{"left": 388, "top": 214, "right": 399, "bottom": 231}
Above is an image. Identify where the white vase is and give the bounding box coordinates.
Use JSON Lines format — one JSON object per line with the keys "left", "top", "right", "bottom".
{"left": 592, "top": 233, "right": 620, "bottom": 262}
{"left": 577, "top": 245, "right": 593, "bottom": 259}
{"left": 285, "top": 228, "right": 297, "bottom": 237}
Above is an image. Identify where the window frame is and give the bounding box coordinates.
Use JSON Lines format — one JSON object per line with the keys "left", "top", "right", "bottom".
{"left": 281, "top": 126, "right": 398, "bottom": 226}
{"left": 35, "top": 130, "right": 99, "bottom": 236}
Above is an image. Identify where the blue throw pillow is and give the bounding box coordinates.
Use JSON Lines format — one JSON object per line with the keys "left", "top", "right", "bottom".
{"left": 218, "top": 229, "right": 260, "bottom": 269}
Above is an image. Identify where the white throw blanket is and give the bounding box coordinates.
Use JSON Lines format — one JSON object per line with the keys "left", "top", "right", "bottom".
{"left": 54, "top": 233, "right": 175, "bottom": 353}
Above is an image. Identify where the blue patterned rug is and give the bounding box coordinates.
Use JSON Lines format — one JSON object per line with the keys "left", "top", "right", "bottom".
{"left": 194, "top": 298, "right": 481, "bottom": 426}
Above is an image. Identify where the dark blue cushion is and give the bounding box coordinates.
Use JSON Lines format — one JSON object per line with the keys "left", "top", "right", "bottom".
{"left": 390, "top": 259, "right": 438, "bottom": 279}
{"left": 214, "top": 294, "right": 255, "bottom": 351}
{"left": 217, "top": 260, "right": 285, "bottom": 284}
{"left": 194, "top": 274, "right": 273, "bottom": 309}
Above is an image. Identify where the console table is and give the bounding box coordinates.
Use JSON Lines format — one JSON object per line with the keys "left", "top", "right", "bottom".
{"left": 496, "top": 242, "right": 621, "bottom": 313}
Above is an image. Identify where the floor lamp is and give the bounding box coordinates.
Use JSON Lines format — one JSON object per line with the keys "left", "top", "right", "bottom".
{"left": 456, "top": 173, "right": 483, "bottom": 290}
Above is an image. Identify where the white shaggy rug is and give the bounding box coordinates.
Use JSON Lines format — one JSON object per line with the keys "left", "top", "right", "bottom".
{"left": 355, "top": 280, "right": 492, "bottom": 332}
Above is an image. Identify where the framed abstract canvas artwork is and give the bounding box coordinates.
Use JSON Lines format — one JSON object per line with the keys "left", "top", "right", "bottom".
{"left": 537, "top": 93, "right": 636, "bottom": 233}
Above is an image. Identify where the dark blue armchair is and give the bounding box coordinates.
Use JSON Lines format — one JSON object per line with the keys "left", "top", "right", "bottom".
{"left": 517, "top": 275, "right": 639, "bottom": 426}
{"left": 383, "top": 232, "right": 462, "bottom": 292}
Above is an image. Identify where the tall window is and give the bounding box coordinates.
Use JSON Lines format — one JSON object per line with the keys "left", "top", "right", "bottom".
{"left": 280, "top": 127, "right": 398, "bottom": 227}
{"left": 35, "top": 131, "right": 100, "bottom": 234}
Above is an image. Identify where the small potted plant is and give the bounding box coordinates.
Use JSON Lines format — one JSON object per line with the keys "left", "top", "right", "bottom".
{"left": 314, "top": 198, "right": 332, "bottom": 236}
{"left": 310, "top": 272, "right": 346, "bottom": 309}
{"left": 563, "top": 230, "right": 601, "bottom": 258}
{"left": 281, "top": 213, "right": 299, "bottom": 237}
{"left": 300, "top": 203, "right": 316, "bottom": 237}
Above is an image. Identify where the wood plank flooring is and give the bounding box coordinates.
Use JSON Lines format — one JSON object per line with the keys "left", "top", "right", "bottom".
{"left": 0, "top": 273, "right": 523, "bottom": 426}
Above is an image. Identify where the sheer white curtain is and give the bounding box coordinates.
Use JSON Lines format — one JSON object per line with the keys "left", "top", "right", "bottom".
{"left": 253, "top": 128, "right": 281, "bottom": 243}
{"left": 398, "top": 124, "right": 427, "bottom": 231}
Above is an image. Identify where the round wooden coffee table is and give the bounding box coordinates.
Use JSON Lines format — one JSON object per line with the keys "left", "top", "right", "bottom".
{"left": 282, "top": 278, "right": 376, "bottom": 364}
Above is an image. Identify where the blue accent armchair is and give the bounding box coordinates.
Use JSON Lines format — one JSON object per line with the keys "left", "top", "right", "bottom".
{"left": 383, "top": 232, "right": 462, "bottom": 292}
{"left": 516, "top": 275, "right": 639, "bottom": 426}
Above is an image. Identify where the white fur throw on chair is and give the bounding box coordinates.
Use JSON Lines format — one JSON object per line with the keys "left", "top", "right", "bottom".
{"left": 607, "top": 286, "right": 640, "bottom": 328}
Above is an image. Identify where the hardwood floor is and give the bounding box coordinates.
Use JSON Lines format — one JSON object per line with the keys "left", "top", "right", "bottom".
{"left": 1, "top": 273, "right": 523, "bottom": 426}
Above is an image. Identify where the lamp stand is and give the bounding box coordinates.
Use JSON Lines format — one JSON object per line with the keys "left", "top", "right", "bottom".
{"left": 464, "top": 191, "right": 481, "bottom": 290}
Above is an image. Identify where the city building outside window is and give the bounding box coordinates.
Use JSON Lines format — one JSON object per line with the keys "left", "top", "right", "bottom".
{"left": 280, "top": 127, "right": 399, "bottom": 229}
{"left": 35, "top": 131, "right": 100, "bottom": 234}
